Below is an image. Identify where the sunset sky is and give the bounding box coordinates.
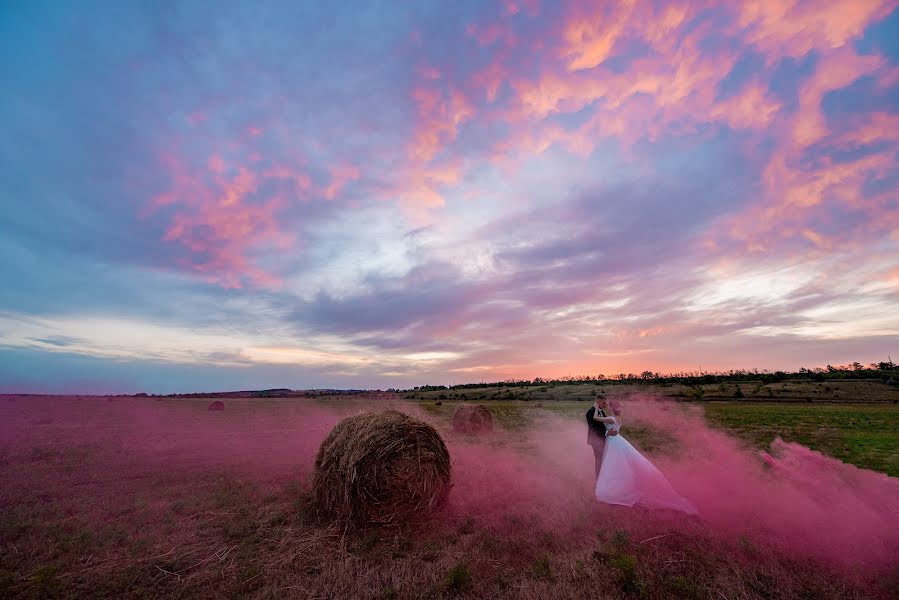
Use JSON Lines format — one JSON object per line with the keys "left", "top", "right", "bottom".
{"left": 1, "top": 1, "right": 897, "bottom": 393}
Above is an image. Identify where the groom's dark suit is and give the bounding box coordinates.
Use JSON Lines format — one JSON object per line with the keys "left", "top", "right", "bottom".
{"left": 586, "top": 405, "right": 608, "bottom": 478}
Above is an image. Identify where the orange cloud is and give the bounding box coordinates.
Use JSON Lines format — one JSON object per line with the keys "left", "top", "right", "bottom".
{"left": 471, "top": 58, "right": 507, "bottom": 102}
{"left": 145, "top": 147, "right": 311, "bottom": 288}
{"left": 323, "top": 163, "right": 361, "bottom": 200}
{"left": 561, "top": 11, "right": 629, "bottom": 72}
{"left": 408, "top": 86, "right": 474, "bottom": 163}
{"left": 455, "top": 2, "right": 895, "bottom": 255}
{"left": 395, "top": 0, "right": 895, "bottom": 245}
{"left": 709, "top": 83, "right": 782, "bottom": 129}
{"left": 791, "top": 47, "right": 884, "bottom": 147}
{"left": 737, "top": 0, "right": 894, "bottom": 57}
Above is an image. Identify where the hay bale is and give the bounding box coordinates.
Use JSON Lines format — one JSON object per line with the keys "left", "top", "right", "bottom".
{"left": 208, "top": 400, "right": 225, "bottom": 411}
{"left": 452, "top": 404, "right": 493, "bottom": 434}
{"left": 311, "top": 410, "right": 451, "bottom": 524}
{"left": 435, "top": 400, "right": 443, "bottom": 406}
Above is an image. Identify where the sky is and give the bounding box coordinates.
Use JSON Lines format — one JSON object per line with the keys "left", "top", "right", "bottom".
{"left": 1, "top": 0, "right": 897, "bottom": 394}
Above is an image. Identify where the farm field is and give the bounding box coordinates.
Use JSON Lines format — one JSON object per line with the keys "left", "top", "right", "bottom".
{"left": 409, "top": 379, "right": 899, "bottom": 475}
{"left": 402, "top": 379, "right": 899, "bottom": 404}
{"left": 702, "top": 402, "right": 899, "bottom": 477}
{"left": 7, "top": 2, "right": 899, "bottom": 599}
{"left": 419, "top": 398, "right": 899, "bottom": 476}
{"left": 0, "top": 391, "right": 897, "bottom": 599}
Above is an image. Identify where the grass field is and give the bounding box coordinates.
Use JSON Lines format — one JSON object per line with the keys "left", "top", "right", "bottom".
{"left": 402, "top": 379, "right": 899, "bottom": 404}
{"left": 0, "top": 390, "right": 896, "bottom": 599}
{"left": 409, "top": 379, "right": 899, "bottom": 476}
{"left": 417, "top": 400, "right": 681, "bottom": 455}
{"left": 702, "top": 402, "right": 899, "bottom": 477}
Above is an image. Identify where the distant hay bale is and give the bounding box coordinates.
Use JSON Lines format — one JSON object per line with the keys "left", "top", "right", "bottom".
{"left": 311, "top": 410, "right": 451, "bottom": 524}
{"left": 208, "top": 401, "right": 225, "bottom": 411}
{"left": 435, "top": 400, "right": 443, "bottom": 406}
{"left": 452, "top": 404, "right": 493, "bottom": 434}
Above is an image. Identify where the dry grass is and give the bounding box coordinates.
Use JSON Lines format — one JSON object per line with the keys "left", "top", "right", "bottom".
{"left": 0, "top": 394, "right": 895, "bottom": 599}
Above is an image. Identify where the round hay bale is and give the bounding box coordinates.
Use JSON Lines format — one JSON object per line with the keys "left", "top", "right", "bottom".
{"left": 311, "top": 410, "right": 451, "bottom": 524}
{"left": 452, "top": 404, "right": 493, "bottom": 434}
{"left": 208, "top": 400, "right": 225, "bottom": 411}
{"left": 435, "top": 400, "right": 443, "bottom": 406}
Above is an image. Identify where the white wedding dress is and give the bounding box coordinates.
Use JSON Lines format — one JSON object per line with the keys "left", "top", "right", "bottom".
{"left": 595, "top": 416, "right": 698, "bottom": 515}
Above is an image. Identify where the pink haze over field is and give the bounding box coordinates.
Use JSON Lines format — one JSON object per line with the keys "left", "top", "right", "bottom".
{"left": 1, "top": 0, "right": 898, "bottom": 392}
{"left": 2, "top": 396, "right": 895, "bottom": 575}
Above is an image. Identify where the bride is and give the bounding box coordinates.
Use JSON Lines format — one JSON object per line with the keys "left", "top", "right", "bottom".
{"left": 594, "top": 399, "right": 698, "bottom": 515}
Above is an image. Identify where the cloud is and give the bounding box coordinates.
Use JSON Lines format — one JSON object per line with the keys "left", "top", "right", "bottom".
{"left": 0, "top": 0, "right": 896, "bottom": 389}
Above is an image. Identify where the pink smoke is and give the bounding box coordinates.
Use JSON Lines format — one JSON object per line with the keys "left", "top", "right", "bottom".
{"left": 437, "top": 397, "right": 898, "bottom": 573}
{"left": 2, "top": 394, "right": 895, "bottom": 575}
{"left": 624, "top": 398, "right": 898, "bottom": 571}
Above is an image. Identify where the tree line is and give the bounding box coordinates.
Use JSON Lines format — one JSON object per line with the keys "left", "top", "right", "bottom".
{"left": 404, "top": 360, "right": 898, "bottom": 392}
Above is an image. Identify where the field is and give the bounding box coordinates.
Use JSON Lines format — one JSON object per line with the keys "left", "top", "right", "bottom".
{"left": 702, "top": 403, "right": 899, "bottom": 477}
{"left": 1, "top": 386, "right": 897, "bottom": 599}
{"left": 407, "top": 380, "right": 899, "bottom": 474}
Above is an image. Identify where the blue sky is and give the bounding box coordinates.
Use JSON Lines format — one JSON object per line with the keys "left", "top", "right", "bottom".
{"left": 1, "top": 1, "right": 897, "bottom": 393}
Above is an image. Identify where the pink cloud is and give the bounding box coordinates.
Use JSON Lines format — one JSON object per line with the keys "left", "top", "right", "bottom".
{"left": 322, "top": 163, "right": 361, "bottom": 200}
{"left": 400, "top": 0, "right": 896, "bottom": 254}
{"left": 408, "top": 86, "right": 474, "bottom": 163}
{"left": 736, "top": 0, "right": 894, "bottom": 58}
{"left": 559, "top": 4, "right": 632, "bottom": 71}
{"left": 143, "top": 141, "right": 311, "bottom": 289}
{"left": 143, "top": 0, "right": 897, "bottom": 289}
{"left": 471, "top": 57, "right": 506, "bottom": 102}
{"left": 466, "top": 21, "right": 517, "bottom": 48}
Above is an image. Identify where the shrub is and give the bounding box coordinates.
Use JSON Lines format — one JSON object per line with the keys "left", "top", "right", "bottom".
{"left": 667, "top": 575, "right": 700, "bottom": 599}
{"left": 444, "top": 563, "right": 471, "bottom": 593}
{"left": 32, "top": 565, "right": 60, "bottom": 598}
{"left": 531, "top": 555, "right": 552, "bottom": 580}
{"left": 611, "top": 554, "right": 645, "bottom": 597}
{"left": 611, "top": 529, "right": 630, "bottom": 550}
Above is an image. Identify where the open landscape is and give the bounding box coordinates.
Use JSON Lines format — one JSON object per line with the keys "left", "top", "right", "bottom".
{"left": 1, "top": 381, "right": 897, "bottom": 599}
{"left": 4, "top": 1, "right": 899, "bottom": 598}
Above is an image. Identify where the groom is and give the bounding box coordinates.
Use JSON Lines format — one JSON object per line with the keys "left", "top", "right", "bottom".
{"left": 586, "top": 393, "right": 617, "bottom": 478}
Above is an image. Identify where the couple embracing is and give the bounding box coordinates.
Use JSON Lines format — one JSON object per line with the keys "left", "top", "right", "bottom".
{"left": 587, "top": 394, "right": 697, "bottom": 515}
